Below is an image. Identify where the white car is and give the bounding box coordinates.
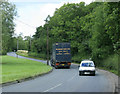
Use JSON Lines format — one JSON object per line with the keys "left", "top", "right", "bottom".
{"left": 79, "top": 60, "right": 95, "bottom": 76}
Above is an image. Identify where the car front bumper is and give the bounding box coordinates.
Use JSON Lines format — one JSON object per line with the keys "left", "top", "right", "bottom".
{"left": 79, "top": 70, "right": 95, "bottom": 75}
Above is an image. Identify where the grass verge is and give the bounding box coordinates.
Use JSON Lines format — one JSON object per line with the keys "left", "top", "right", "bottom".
{"left": 1, "top": 55, "right": 52, "bottom": 84}
{"left": 97, "top": 67, "right": 119, "bottom": 76}
{"left": 16, "top": 50, "right": 45, "bottom": 60}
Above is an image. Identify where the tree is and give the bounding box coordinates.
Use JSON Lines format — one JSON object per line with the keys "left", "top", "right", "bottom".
{"left": 31, "top": 2, "right": 119, "bottom": 65}
{"left": 104, "top": 2, "right": 120, "bottom": 55}
{"left": 88, "top": 3, "right": 114, "bottom": 66}
{"left": 0, "top": 0, "right": 17, "bottom": 54}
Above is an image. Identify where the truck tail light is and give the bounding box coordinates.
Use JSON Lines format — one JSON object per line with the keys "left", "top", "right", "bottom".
{"left": 56, "top": 63, "right": 59, "bottom": 66}
{"left": 68, "top": 62, "right": 71, "bottom": 65}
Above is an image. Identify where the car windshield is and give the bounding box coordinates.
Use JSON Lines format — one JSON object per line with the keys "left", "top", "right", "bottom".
{"left": 81, "top": 62, "right": 94, "bottom": 67}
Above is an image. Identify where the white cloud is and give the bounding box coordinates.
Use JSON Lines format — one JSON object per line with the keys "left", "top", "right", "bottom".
{"left": 9, "top": 0, "right": 93, "bottom": 3}
{"left": 14, "top": 2, "right": 62, "bottom": 37}
{"left": 35, "top": 3, "right": 61, "bottom": 26}
{"left": 13, "top": 0, "right": 94, "bottom": 37}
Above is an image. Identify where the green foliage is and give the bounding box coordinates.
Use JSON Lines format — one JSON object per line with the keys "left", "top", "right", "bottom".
{"left": 88, "top": 4, "right": 114, "bottom": 66}
{"left": 1, "top": 0, "right": 17, "bottom": 54}
{"left": 2, "top": 55, "right": 52, "bottom": 83}
{"left": 17, "top": 35, "right": 28, "bottom": 50}
{"left": 100, "top": 54, "right": 119, "bottom": 76}
{"left": 103, "top": 54, "right": 118, "bottom": 71}
{"left": 10, "top": 34, "right": 30, "bottom": 52}
{"left": 1, "top": 0, "right": 118, "bottom": 75}
{"left": 28, "top": 52, "right": 46, "bottom": 59}
{"left": 30, "top": 2, "right": 119, "bottom": 73}
{"left": 104, "top": 2, "right": 120, "bottom": 54}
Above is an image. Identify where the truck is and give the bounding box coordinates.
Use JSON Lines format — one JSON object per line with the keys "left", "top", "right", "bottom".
{"left": 50, "top": 43, "right": 71, "bottom": 69}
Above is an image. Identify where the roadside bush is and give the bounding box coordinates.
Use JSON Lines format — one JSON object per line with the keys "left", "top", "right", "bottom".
{"left": 103, "top": 54, "right": 118, "bottom": 71}
{"left": 1, "top": 50, "right": 7, "bottom": 55}
{"left": 28, "top": 52, "right": 46, "bottom": 59}
{"left": 72, "top": 53, "right": 91, "bottom": 63}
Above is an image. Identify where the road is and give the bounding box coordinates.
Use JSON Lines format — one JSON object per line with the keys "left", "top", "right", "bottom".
{"left": 2, "top": 52, "right": 114, "bottom": 92}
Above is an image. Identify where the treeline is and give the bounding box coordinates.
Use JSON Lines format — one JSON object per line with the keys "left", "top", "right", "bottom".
{"left": 1, "top": 0, "right": 119, "bottom": 71}
{"left": 12, "top": 34, "right": 31, "bottom": 51}
{"left": 30, "top": 2, "right": 119, "bottom": 70}
{"left": 1, "top": 0, "right": 31, "bottom": 54}
{"left": 1, "top": 0, "right": 17, "bottom": 55}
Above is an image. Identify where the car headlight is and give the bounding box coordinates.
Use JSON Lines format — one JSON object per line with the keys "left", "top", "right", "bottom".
{"left": 91, "top": 68, "right": 95, "bottom": 71}
{"left": 79, "top": 68, "right": 84, "bottom": 71}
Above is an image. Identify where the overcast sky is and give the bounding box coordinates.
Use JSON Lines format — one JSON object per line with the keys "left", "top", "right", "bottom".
{"left": 9, "top": 0, "right": 95, "bottom": 37}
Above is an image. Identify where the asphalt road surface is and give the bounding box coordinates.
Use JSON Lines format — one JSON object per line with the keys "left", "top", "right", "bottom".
{"left": 2, "top": 52, "right": 114, "bottom": 92}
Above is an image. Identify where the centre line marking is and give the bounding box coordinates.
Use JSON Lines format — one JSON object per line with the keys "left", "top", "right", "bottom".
{"left": 43, "top": 83, "right": 62, "bottom": 92}
{"left": 68, "top": 74, "right": 77, "bottom": 81}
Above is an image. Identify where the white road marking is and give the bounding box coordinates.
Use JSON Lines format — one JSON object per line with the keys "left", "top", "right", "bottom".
{"left": 68, "top": 74, "right": 77, "bottom": 81}
{"left": 43, "top": 83, "right": 62, "bottom": 92}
